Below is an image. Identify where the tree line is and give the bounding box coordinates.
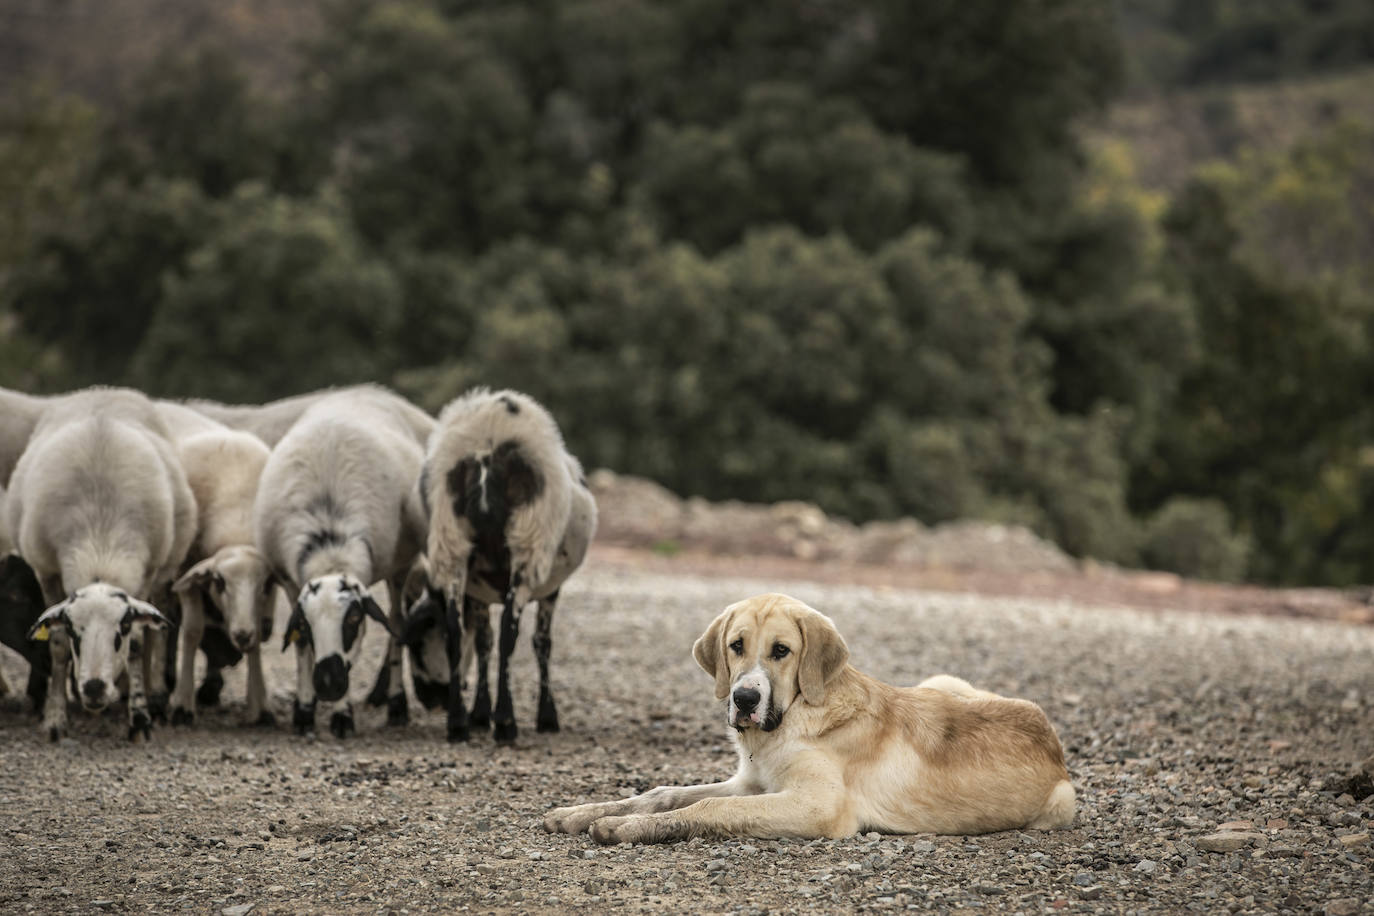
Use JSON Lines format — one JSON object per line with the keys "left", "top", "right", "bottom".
{"left": 2, "top": 0, "right": 1372, "bottom": 585}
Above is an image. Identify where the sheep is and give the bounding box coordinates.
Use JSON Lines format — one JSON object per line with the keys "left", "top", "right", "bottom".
{"left": 0, "top": 387, "right": 51, "bottom": 488}
{"left": 416, "top": 387, "right": 597, "bottom": 743}
{"left": 0, "top": 551, "right": 49, "bottom": 710}
{"left": 5, "top": 388, "right": 197, "bottom": 740}
{"left": 185, "top": 383, "right": 433, "bottom": 448}
{"left": 155, "top": 401, "right": 281, "bottom": 727}
{"left": 254, "top": 387, "right": 432, "bottom": 738}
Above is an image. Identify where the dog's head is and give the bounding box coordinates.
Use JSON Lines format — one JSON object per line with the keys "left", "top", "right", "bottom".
{"left": 692, "top": 593, "right": 849, "bottom": 732}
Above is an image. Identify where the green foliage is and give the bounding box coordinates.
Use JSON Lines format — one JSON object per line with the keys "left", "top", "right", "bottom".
{"left": 132, "top": 185, "right": 402, "bottom": 402}
{"left": 7, "top": 0, "right": 1370, "bottom": 585}
{"left": 1141, "top": 498, "right": 1250, "bottom": 582}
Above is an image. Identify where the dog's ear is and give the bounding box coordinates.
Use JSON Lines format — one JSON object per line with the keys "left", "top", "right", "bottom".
{"left": 797, "top": 610, "right": 849, "bottom": 706}
{"left": 692, "top": 608, "right": 735, "bottom": 701}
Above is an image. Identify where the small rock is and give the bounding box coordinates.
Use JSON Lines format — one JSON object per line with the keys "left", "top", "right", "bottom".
{"left": 475, "top": 864, "right": 496, "bottom": 876}
{"left": 1325, "top": 899, "right": 1361, "bottom": 916}
{"left": 222, "top": 905, "right": 255, "bottom": 916}
{"left": 527, "top": 850, "right": 544, "bottom": 861}
{"left": 1133, "top": 859, "right": 1157, "bottom": 875}
{"left": 496, "top": 846, "right": 515, "bottom": 859}
{"left": 1336, "top": 833, "right": 1369, "bottom": 848}
{"left": 91, "top": 902, "right": 115, "bottom": 910}
{"left": 1077, "top": 886, "right": 1104, "bottom": 901}
{"left": 976, "top": 884, "right": 1004, "bottom": 895}
{"left": 1197, "top": 832, "right": 1264, "bottom": 853}
{"left": 705, "top": 859, "right": 727, "bottom": 873}
{"left": 910, "top": 840, "right": 936, "bottom": 855}
{"left": 1072, "top": 871, "right": 1095, "bottom": 887}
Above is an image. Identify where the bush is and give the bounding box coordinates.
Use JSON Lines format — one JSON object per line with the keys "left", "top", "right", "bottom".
{"left": 1141, "top": 498, "right": 1250, "bottom": 581}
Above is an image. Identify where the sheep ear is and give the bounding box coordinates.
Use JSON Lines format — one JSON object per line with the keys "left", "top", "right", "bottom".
{"left": 122, "top": 598, "right": 172, "bottom": 631}
{"left": 401, "top": 588, "right": 440, "bottom": 647}
{"left": 264, "top": 568, "right": 290, "bottom": 597}
{"left": 282, "top": 599, "right": 307, "bottom": 652}
{"left": 173, "top": 557, "right": 219, "bottom": 596}
{"left": 360, "top": 595, "right": 397, "bottom": 638}
{"left": 796, "top": 610, "right": 849, "bottom": 707}
{"left": 692, "top": 607, "right": 735, "bottom": 701}
{"left": 28, "top": 601, "right": 72, "bottom": 642}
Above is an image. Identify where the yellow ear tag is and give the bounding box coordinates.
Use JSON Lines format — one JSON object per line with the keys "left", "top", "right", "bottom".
{"left": 32, "top": 625, "right": 49, "bottom": 641}
{"left": 287, "top": 630, "right": 299, "bottom": 645}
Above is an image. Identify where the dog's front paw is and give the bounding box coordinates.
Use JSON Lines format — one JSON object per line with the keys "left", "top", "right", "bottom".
{"left": 589, "top": 815, "right": 637, "bottom": 845}
{"left": 544, "top": 804, "right": 609, "bottom": 835}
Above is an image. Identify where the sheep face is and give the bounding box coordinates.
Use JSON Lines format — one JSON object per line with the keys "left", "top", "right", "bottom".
{"left": 28, "top": 584, "right": 170, "bottom": 711}
{"left": 282, "top": 574, "right": 394, "bottom": 703}
{"left": 174, "top": 547, "right": 277, "bottom": 652}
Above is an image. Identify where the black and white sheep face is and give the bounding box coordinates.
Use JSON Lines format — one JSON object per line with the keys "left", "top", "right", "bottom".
{"left": 174, "top": 547, "right": 277, "bottom": 652}
{"left": 283, "top": 574, "right": 391, "bottom": 703}
{"left": 28, "top": 584, "right": 169, "bottom": 711}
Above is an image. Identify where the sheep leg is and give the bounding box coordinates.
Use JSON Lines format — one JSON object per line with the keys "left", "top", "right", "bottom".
{"left": 533, "top": 590, "right": 559, "bottom": 733}
{"left": 171, "top": 590, "right": 205, "bottom": 726}
{"left": 491, "top": 581, "right": 529, "bottom": 744}
{"left": 244, "top": 647, "right": 273, "bottom": 727}
{"left": 468, "top": 596, "right": 493, "bottom": 730}
{"left": 325, "top": 696, "right": 355, "bottom": 739}
{"left": 144, "top": 626, "right": 170, "bottom": 724}
{"left": 292, "top": 644, "right": 317, "bottom": 736}
{"left": 40, "top": 630, "right": 72, "bottom": 741}
{"left": 196, "top": 666, "right": 225, "bottom": 708}
{"left": 443, "top": 585, "right": 469, "bottom": 742}
{"left": 382, "top": 578, "right": 408, "bottom": 726}
{"left": 127, "top": 624, "right": 153, "bottom": 742}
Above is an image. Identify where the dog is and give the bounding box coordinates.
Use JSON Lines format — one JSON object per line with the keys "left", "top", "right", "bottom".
{"left": 545, "top": 593, "right": 1075, "bottom": 843}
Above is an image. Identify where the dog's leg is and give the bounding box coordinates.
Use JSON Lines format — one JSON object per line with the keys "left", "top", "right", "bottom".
{"left": 545, "top": 776, "right": 756, "bottom": 835}
{"left": 170, "top": 590, "right": 204, "bottom": 725}
{"left": 589, "top": 786, "right": 852, "bottom": 844}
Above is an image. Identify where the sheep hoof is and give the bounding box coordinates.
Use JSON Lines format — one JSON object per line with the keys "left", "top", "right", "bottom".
{"left": 493, "top": 719, "right": 518, "bottom": 744}
{"left": 45, "top": 723, "right": 64, "bottom": 743}
{"left": 470, "top": 693, "right": 491, "bottom": 729}
{"left": 365, "top": 667, "right": 390, "bottom": 707}
{"left": 249, "top": 710, "right": 276, "bottom": 728}
{"left": 446, "top": 710, "right": 469, "bottom": 743}
{"left": 128, "top": 710, "right": 152, "bottom": 742}
{"left": 147, "top": 692, "right": 169, "bottom": 724}
{"left": 412, "top": 675, "right": 445, "bottom": 711}
{"left": 170, "top": 706, "right": 194, "bottom": 727}
{"left": 329, "top": 712, "right": 355, "bottom": 739}
{"left": 536, "top": 695, "right": 559, "bottom": 733}
{"left": 196, "top": 673, "right": 225, "bottom": 708}
{"left": 386, "top": 694, "right": 409, "bottom": 727}
{"left": 292, "top": 700, "right": 316, "bottom": 736}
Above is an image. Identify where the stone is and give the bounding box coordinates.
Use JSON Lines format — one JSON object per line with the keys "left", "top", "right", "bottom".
{"left": 1324, "top": 900, "right": 1361, "bottom": 916}
{"left": 1133, "top": 859, "right": 1158, "bottom": 875}
{"left": 222, "top": 905, "right": 255, "bottom": 916}
{"left": 1077, "top": 886, "right": 1104, "bottom": 901}
{"left": 1336, "top": 833, "right": 1368, "bottom": 848}
{"left": 1197, "top": 832, "right": 1264, "bottom": 853}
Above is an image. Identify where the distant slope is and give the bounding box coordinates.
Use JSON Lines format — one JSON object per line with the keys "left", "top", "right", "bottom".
{"left": 0, "top": 0, "right": 319, "bottom": 105}
{"left": 1094, "top": 67, "right": 1374, "bottom": 189}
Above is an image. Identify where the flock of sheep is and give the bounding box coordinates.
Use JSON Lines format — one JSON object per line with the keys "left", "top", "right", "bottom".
{"left": 0, "top": 383, "right": 597, "bottom": 745}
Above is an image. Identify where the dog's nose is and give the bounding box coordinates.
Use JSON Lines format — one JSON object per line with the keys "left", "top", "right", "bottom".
{"left": 313, "top": 654, "right": 349, "bottom": 703}
{"left": 733, "top": 687, "right": 761, "bottom": 713}
{"left": 82, "top": 679, "right": 106, "bottom": 704}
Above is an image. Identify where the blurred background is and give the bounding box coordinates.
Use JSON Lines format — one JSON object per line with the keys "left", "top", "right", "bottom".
{"left": 1, "top": 0, "right": 1372, "bottom": 587}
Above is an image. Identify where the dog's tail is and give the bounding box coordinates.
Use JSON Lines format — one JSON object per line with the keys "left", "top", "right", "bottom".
{"left": 1027, "top": 779, "right": 1076, "bottom": 829}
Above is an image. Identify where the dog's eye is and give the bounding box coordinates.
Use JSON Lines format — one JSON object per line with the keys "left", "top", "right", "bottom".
{"left": 729, "top": 638, "right": 744, "bottom": 655}
{"left": 771, "top": 643, "right": 790, "bottom": 660}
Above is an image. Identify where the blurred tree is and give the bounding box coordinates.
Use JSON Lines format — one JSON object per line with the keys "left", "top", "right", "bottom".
{"left": 130, "top": 185, "right": 402, "bottom": 402}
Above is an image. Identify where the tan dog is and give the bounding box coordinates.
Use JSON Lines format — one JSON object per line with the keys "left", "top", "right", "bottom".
{"left": 545, "top": 593, "right": 1075, "bottom": 843}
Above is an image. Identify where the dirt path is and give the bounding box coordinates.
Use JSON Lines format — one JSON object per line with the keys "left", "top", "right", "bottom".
{"left": 1, "top": 552, "right": 1371, "bottom": 914}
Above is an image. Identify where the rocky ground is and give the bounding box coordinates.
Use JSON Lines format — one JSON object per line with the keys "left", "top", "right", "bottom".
{"left": 1, "top": 553, "right": 1372, "bottom": 915}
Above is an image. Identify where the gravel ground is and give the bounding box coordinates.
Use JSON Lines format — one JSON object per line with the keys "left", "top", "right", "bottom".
{"left": 1, "top": 555, "right": 1372, "bottom": 915}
